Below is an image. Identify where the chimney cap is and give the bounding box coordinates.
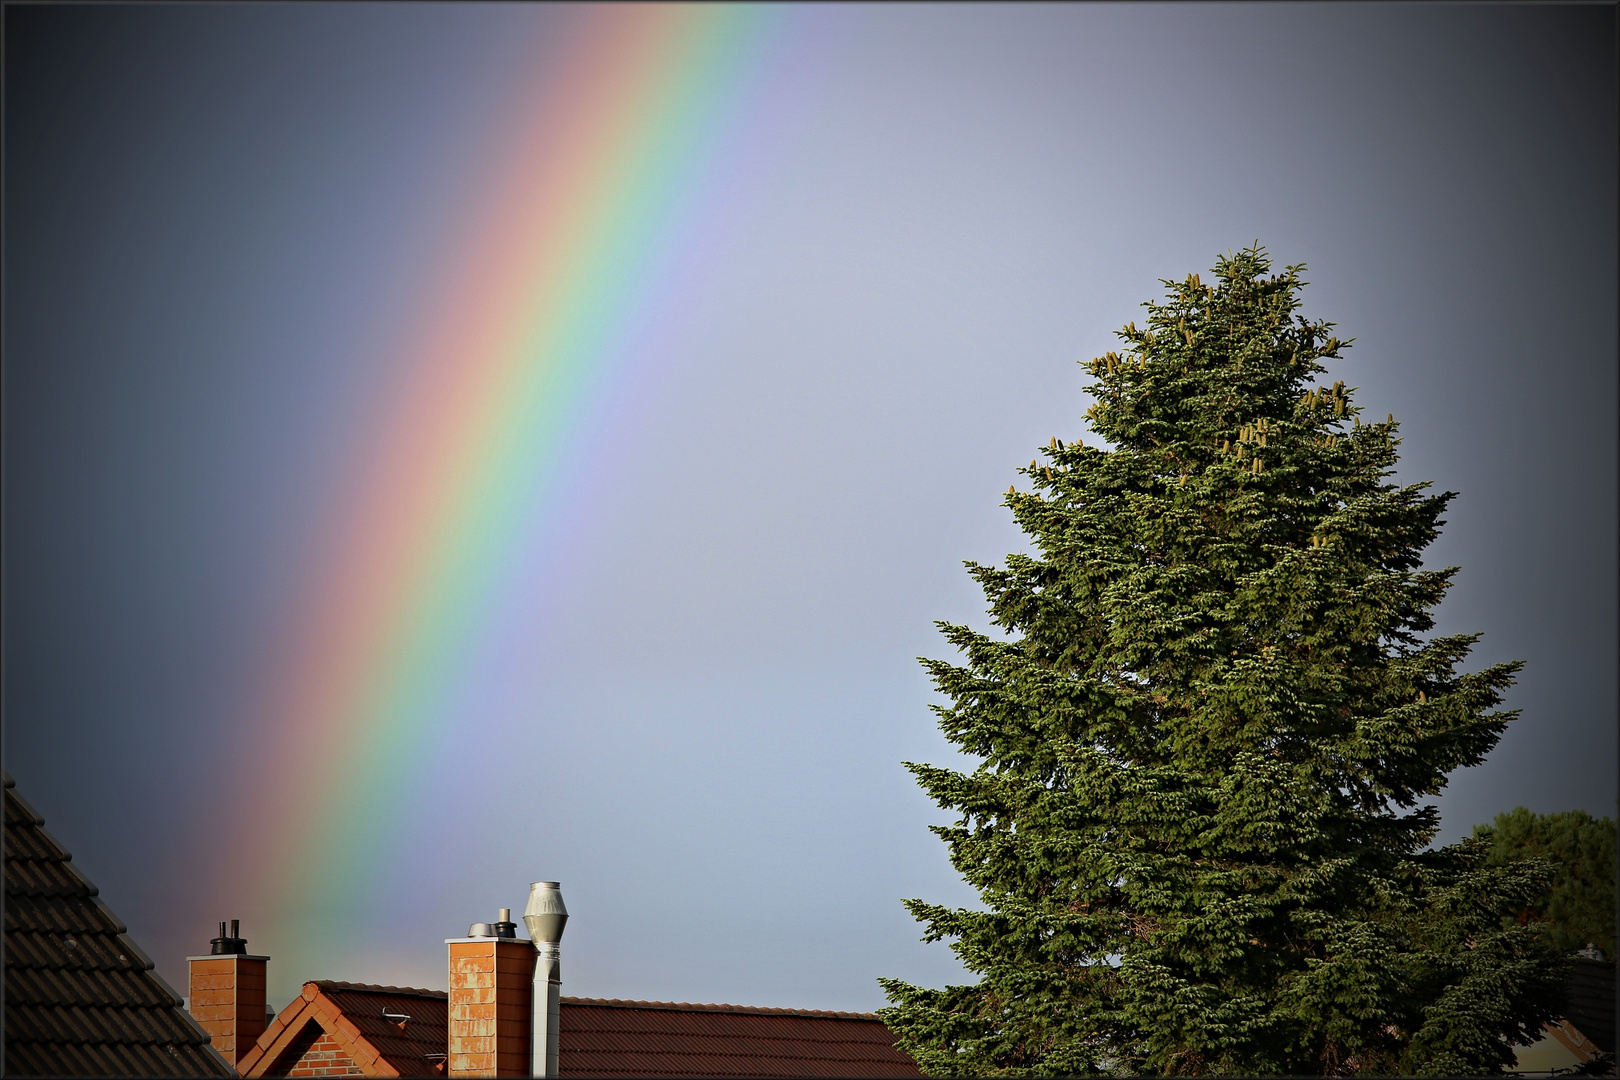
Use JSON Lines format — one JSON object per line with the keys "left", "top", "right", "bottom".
{"left": 491, "top": 908, "right": 518, "bottom": 939}
{"left": 523, "top": 881, "right": 568, "bottom": 945}
{"left": 210, "top": 919, "right": 248, "bottom": 955}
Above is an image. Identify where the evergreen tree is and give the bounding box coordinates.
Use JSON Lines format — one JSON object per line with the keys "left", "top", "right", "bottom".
{"left": 879, "top": 248, "right": 1565, "bottom": 1077}
{"left": 1474, "top": 807, "right": 1617, "bottom": 958}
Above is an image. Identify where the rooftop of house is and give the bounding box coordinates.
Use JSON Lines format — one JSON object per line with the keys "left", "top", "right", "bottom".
{"left": 236, "top": 981, "right": 451, "bottom": 1078}
{"left": 1563, "top": 955, "right": 1616, "bottom": 1054}
{"left": 3, "top": 771, "right": 234, "bottom": 1078}
{"left": 559, "top": 996, "right": 923, "bottom": 1078}
{"left": 236, "top": 979, "right": 920, "bottom": 1078}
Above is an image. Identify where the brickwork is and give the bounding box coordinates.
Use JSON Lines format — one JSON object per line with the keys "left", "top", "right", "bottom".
{"left": 280, "top": 1029, "right": 364, "bottom": 1078}
{"left": 189, "top": 954, "right": 269, "bottom": 1063}
{"left": 448, "top": 939, "right": 532, "bottom": 1078}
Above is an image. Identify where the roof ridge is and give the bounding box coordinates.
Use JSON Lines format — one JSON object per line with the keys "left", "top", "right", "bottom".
{"left": 560, "top": 996, "right": 881, "bottom": 1020}
{"left": 311, "top": 979, "right": 449, "bottom": 999}
{"left": 300, "top": 983, "right": 883, "bottom": 1020}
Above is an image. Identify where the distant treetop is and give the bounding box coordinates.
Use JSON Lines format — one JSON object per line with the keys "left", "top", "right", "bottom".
{"left": 1475, "top": 806, "right": 1617, "bottom": 959}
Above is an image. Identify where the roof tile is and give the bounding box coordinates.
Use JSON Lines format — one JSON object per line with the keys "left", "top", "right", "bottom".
{"left": 3, "top": 772, "right": 235, "bottom": 1077}
{"left": 250, "top": 982, "right": 918, "bottom": 1079}
{"left": 555, "top": 999, "right": 919, "bottom": 1078}
{"left": 1562, "top": 957, "right": 1615, "bottom": 1053}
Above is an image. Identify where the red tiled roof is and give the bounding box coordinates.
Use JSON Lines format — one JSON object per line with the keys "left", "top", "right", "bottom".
{"left": 560, "top": 997, "right": 921, "bottom": 1078}
{"left": 240, "top": 984, "right": 919, "bottom": 1078}
{"left": 314, "top": 982, "right": 451, "bottom": 1074}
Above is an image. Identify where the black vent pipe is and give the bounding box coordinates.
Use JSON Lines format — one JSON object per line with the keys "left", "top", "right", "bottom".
{"left": 210, "top": 918, "right": 248, "bottom": 955}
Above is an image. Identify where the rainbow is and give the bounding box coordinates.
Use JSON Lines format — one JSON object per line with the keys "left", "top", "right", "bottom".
{"left": 214, "top": 4, "right": 791, "bottom": 982}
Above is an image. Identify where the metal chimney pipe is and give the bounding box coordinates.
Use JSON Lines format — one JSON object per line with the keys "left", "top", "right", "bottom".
{"left": 522, "top": 882, "right": 567, "bottom": 1079}
{"left": 210, "top": 919, "right": 247, "bottom": 956}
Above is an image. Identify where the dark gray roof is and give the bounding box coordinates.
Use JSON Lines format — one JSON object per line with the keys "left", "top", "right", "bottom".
{"left": 1564, "top": 956, "right": 1616, "bottom": 1054}
{"left": 4, "top": 771, "right": 234, "bottom": 1077}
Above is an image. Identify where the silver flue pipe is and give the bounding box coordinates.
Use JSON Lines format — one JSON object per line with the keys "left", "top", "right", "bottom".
{"left": 522, "top": 882, "right": 567, "bottom": 1079}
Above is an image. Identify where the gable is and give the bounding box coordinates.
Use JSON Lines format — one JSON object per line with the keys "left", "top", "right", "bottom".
{"left": 240, "top": 981, "right": 450, "bottom": 1078}
{"left": 259, "top": 1017, "right": 363, "bottom": 1078}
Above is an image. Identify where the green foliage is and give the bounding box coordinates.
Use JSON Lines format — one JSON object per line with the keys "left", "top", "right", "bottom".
{"left": 878, "top": 248, "right": 1565, "bottom": 1077}
{"left": 1474, "top": 807, "right": 1617, "bottom": 958}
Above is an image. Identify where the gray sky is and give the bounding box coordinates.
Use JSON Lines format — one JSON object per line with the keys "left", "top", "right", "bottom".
{"left": 4, "top": 3, "right": 1615, "bottom": 1013}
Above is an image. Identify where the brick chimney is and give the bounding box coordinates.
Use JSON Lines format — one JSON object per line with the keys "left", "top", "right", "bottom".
{"left": 187, "top": 919, "right": 269, "bottom": 1066}
{"left": 447, "top": 910, "right": 532, "bottom": 1078}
